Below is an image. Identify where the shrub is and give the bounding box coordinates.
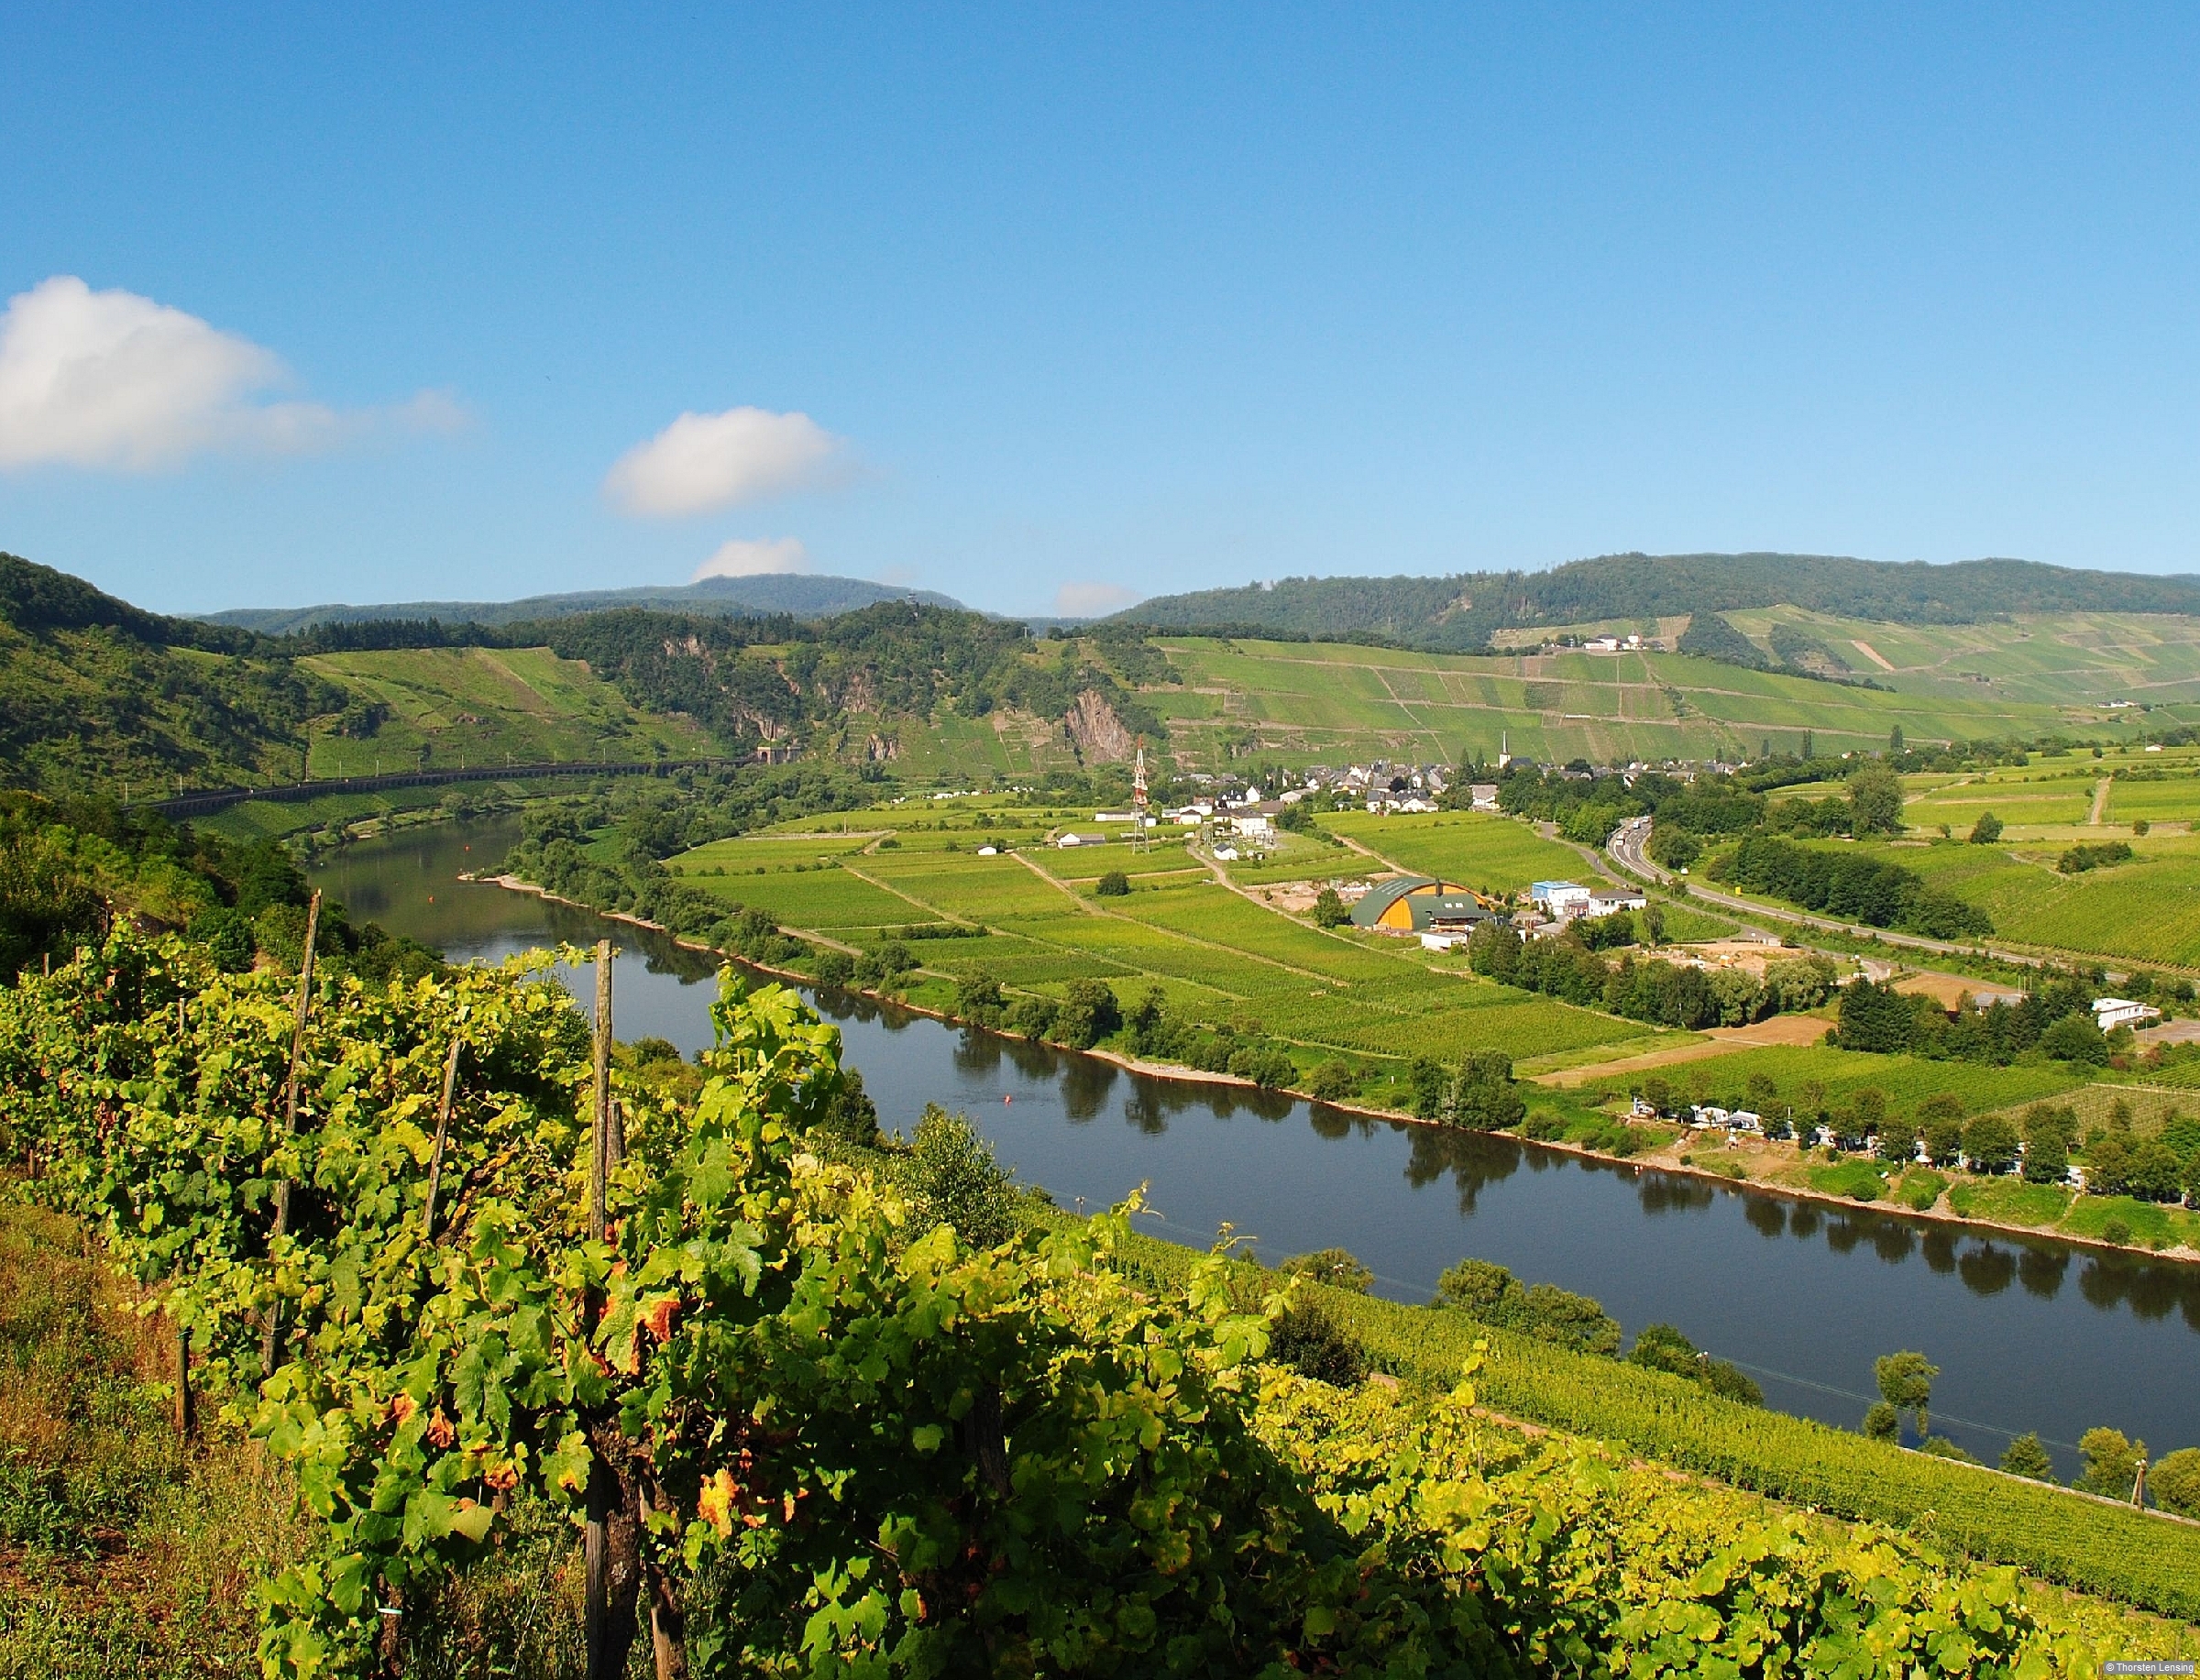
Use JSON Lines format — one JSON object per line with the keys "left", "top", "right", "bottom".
{"left": 1307, "top": 1060, "right": 1360, "bottom": 1103}
{"left": 2152, "top": 1446, "right": 2200, "bottom": 1519}
{"left": 1052, "top": 977, "right": 1122, "bottom": 1049}
{"left": 1094, "top": 870, "right": 1131, "bottom": 897}
{"left": 1265, "top": 1299, "right": 1368, "bottom": 1387}
{"left": 1863, "top": 1401, "right": 1899, "bottom": 1441}
{"left": 1006, "top": 994, "right": 1059, "bottom": 1040}
{"left": 1311, "top": 887, "right": 1348, "bottom": 928}
{"left": 812, "top": 949, "right": 855, "bottom": 988}
{"left": 1962, "top": 1113, "right": 2020, "bottom": 1174}
{"left": 1968, "top": 811, "right": 2004, "bottom": 844}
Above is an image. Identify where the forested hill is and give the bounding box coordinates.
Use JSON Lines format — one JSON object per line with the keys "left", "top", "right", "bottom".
{"left": 0, "top": 551, "right": 1160, "bottom": 795}
{"left": 206, "top": 571, "right": 964, "bottom": 634}
{"left": 1120, "top": 553, "right": 2200, "bottom": 651}
{"left": 0, "top": 552, "right": 334, "bottom": 795}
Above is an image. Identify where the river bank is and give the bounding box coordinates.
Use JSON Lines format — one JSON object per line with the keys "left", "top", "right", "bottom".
{"left": 476, "top": 869, "right": 2198, "bottom": 1268}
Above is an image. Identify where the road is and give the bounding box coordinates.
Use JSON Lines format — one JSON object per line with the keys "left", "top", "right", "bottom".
{"left": 1603, "top": 815, "right": 2072, "bottom": 974}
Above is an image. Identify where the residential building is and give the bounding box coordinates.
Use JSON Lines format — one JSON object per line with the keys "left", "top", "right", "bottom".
{"left": 1530, "top": 880, "right": 1594, "bottom": 917}
{"left": 2094, "top": 997, "right": 2162, "bottom": 1032}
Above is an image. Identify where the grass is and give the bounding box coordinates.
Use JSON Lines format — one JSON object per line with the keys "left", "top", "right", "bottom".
{"left": 1944, "top": 1179, "right": 2074, "bottom": 1227}
{"left": 1806, "top": 1159, "right": 1889, "bottom": 1202}
{"left": 1573, "top": 1043, "right": 2083, "bottom": 1119}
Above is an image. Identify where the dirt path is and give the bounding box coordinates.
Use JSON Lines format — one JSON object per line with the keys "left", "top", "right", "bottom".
{"left": 2089, "top": 777, "right": 2111, "bottom": 825}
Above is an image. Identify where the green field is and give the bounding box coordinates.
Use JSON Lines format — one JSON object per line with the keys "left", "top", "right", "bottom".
{"left": 1143, "top": 636, "right": 2095, "bottom": 773}
{"left": 1821, "top": 832, "right": 2200, "bottom": 968}
{"left": 1321, "top": 809, "right": 1589, "bottom": 892}
{"left": 302, "top": 646, "right": 717, "bottom": 774}
{"left": 1572, "top": 1043, "right": 2084, "bottom": 1119}
{"left": 673, "top": 814, "right": 1655, "bottom": 1067}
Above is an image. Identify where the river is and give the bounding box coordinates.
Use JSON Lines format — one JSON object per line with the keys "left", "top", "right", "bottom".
{"left": 311, "top": 816, "right": 2200, "bottom": 1477}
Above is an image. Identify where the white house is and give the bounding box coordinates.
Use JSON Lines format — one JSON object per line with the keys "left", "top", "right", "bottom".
{"left": 975, "top": 844, "right": 999, "bottom": 856}
{"left": 1588, "top": 887, "right": 1647, "bottom": 915}
{"left": 1531, "top": 880, "right": 1594, "bottom": 916}
{"left": 1232, "top": 813, "right": 1273, "bottom": 838}
{"left": 1468, "top": 783, "right": 1500, "bottom": 811}
{"left": 2094, "top": 997, "right": 2162, "bottom": 1032}
{"left": 1056, "top": 832, "right": 1111, "bottom": 849}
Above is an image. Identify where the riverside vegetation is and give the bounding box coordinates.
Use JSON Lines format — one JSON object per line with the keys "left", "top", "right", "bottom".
{"left": 2, "top": 928, "right": 2196, "bottom": 1675}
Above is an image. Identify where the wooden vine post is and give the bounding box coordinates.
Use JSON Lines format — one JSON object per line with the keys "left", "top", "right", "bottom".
{"left": 420, "top": 1034, "right": 464, "bottom": 1242}
{"left": 583, "top": 939, "right": 629, "bottom": 1680}
{"left": 261, "top": 889, "right": 321, "bottom": 1373}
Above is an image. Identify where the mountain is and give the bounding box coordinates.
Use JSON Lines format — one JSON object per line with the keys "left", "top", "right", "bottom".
{"left": 205, "top": 573, "right": 964, "bottom": 634}
{"left": 1117, "top": 553, "right": 2200, "bottom": 651}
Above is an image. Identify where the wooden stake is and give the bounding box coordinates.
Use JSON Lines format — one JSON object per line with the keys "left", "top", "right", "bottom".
{"left": 585, "top": 939, "right": 614, "bottom": 1677}
{"left": 263, "top": 890, "right": 322, "bottom": 1372}
{"left": 174, "top": 1314, "right": 194, "bottom": 1439}
{"left": 421, "top": 1035, "right": 464, "bottom": 1242}
{"left": 590, "top": 939, "right": 613, "bottom": 1238}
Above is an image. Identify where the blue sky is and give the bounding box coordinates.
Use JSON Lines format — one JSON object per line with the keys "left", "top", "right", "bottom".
{"left": 4, "top": 5, "right": 2198, "bottom": 616}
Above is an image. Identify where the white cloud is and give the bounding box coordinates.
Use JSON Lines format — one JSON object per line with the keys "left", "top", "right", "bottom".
{"left": 0, "top": 274, "right": 456, "bottom": 470}
{"left": 1053, "top": 580, "right": 1142, "bottom": 617}
{"left": 692, "top": 537, "right": 811, "bottom": 580}
{"left": 605, "top": 406, "right": 844, "bottom": 517}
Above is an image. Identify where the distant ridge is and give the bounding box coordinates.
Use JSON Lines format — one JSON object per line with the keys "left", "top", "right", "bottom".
{"left": 1116, "top": 553, "right": 2200, "bottom": 652}
{"left": 205, "top": 572, "right": 964, "bottom": 634}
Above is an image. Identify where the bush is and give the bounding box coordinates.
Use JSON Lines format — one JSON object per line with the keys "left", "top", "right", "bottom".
{"left": 1968, "top": 811, "right": 2004, "bottom": 845}
{"left": 1265, "top": 1299, "right": 1369, "bottom": 1387}
{"left": 1307, "top": 1060, "right": 1360, "bottom": 1103}
{"left": 1863, "top": 1401, "right": 1900, "bottom": 1441}
{"left": 1094, "top": 870, "right": 1130, "bottom": 897}
{"left": 2152, "top": 1446, "right": 2200, "bottom": 1519}
{"left": 1052, "top": 978, "right": 1122, "bottom": 1049}
{"left": 1962, "top": 1113, "right": 2020, "bottom": 1175}
{"left": 1436, "top": 1258, "right": 1622, "bottom": 1356}
{"left": 1311, "top": 887, "right": 1348, "bottom": 928}
{"left": 812, "top": 949, "right": 855, "bottom": 988}
{"left": 1006, "top": 994, "right": 1059, "bottom": 1040}
{"left": 2075, "top": 1427, "right": 2148, "bottom": 1500}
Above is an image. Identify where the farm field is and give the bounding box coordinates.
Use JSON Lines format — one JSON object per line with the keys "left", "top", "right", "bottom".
{"left": 301, "top": 646, "right": 716, "bottom": 774}
{"left": 1826, "top": 833, "right": 2200, "bottom": 969}
{"left": 1570, "top": 1042, "right": 2084, "bottom": 1121}
{"left": 1319, "top": 809, "right": 1589, "bottom": 892}
{"left": 1143, "top": 636, "right": 2096, "bottom": 772}
{"left": 668, "top": 813, "right": 1657, "bottom": 1068}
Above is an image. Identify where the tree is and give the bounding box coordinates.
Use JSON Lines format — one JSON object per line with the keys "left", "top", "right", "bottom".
{"left": 2040, "top": 1013, "right": 2109, "bottom": 1065}
{"left": 1311, "top": 886, "right": 1348, "bottom": 928}
{"left": 2152, "top": 1446, "right": 2200, "bottom": 1519}
{"left": 1961, "top": 1113, "right": 2020, "bottom": 1175}
{"left": 1054, "top": 977, "right": 1122, "bottom": 1048}
{"left": 905, "top": 1104, "right": 1022, "bottom": 1247}
{"left": 2021, "top": 1104, "right": 2075, "bottom": 1184}
{"left": 1847, "top": 764, "right": 1906, "bottom": 836}
{"left": 1999, "top": 1433, "right": 2057, "bottom": 1481}
{"left": 954, "top": 968, "right": 1006, "bottom": 1026}
{"left": 1863, "top": 1401, "right": 1899, "bottom": 1441}
{"left": 1875, "top": 1350, "right": 1939, "bottom": 1438}
{"left": 1094, "top": 869, "right": 1131, "bottom": 896}
{"left": 1642, "top": 903, "right": 1666, "bottom": 945}
{"left": 1968, "top": 811, "right": 2004, "bottom": 845}
{"left": 1888, "top": 724, "right": 1905, "bottom": 754}
{"left": 1837, "top": 978, "right": 1916, "bottom": 1053}
{"left": 2076, "top": 1427, "right": 2148, "bottom": 1501}
{"left": 1307, "top": 1060, "right": 1359, "bottom": 1102}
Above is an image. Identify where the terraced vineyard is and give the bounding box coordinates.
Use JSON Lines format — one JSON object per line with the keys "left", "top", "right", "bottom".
{"left": 1143, "top": 636, "right": 2106, "bottom": 772}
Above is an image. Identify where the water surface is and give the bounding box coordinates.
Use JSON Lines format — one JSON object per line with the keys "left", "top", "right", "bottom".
{"left": 312, "top": 817, "right": 2200, "bottom": 1477}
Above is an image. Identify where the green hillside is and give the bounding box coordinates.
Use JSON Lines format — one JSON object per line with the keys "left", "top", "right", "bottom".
{"left": 1123, "top": 551, "right": 2200, "bottom": 651}
{"left": 1141, "top": 635, "right": 2107, "bottom": 769}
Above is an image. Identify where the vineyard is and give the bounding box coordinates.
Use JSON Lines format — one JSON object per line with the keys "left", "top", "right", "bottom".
{"left": 2, "top": 930, "right": 2192, "bottom": 1673}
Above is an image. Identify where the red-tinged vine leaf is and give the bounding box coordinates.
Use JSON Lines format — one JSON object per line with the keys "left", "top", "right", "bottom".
{"left": 698, "top": 1467, "right": 739, "bottom": 1537}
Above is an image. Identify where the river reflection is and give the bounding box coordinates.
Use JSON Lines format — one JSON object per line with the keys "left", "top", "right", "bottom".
{"left": 312, "top": 816, "right": 2200, "bottom": 1478}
